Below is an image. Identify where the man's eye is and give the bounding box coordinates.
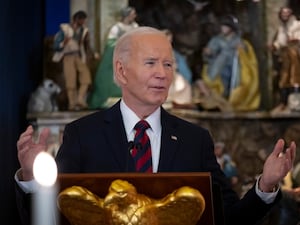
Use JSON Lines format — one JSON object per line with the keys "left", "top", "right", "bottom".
{"left": 145, "top": 61, "right": 155, "bottom": 65}
{"left": 164, "top": 63, "right": 173, "bottom": 68}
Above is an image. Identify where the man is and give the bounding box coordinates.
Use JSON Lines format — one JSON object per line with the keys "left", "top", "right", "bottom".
{"left": 271, "top": 6, "right": 300, "bottom": 113}
{"left": 53, "top": 10, "right": 94, "bottom": 111}
{"left": 16, "top": 27, "right": 296, "bottom": 225}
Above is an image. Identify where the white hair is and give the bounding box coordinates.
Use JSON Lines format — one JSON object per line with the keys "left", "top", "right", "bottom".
{"left": 112, "top": 26, "right": 166, "bottom": 86}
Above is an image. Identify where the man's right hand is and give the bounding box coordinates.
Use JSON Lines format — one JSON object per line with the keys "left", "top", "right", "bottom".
{"left": 16, "top": 125, "right": 50, "bottom": 181}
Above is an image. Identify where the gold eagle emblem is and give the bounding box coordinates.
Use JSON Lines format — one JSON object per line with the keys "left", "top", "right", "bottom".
{"left": 57, "top": 179, "right": 205, "bottom": 225}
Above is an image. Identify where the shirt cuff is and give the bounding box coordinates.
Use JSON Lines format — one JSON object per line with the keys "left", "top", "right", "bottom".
{"left": 14, "top": 168, "right": 40, "bottom": 194}
{"left": 255, "top": 175, "right": 279, "bottom": 204}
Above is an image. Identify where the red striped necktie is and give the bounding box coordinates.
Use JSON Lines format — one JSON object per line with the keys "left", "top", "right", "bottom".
{"left": 131, "top": 120, "right": 153, "bottom": 173}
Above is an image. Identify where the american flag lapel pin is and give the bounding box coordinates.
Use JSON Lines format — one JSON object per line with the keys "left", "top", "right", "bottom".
{"left": 171, "top": 135, "right": 177, "bottom": 141}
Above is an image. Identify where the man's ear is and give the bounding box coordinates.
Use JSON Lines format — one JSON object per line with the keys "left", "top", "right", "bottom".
{"left": 115, "top": 60, "right": 127, "bottom": 85}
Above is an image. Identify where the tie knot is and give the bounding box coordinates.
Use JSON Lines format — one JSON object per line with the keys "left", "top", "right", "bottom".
{"left": 134, "top": 120, "right": 150, "bottom": 132}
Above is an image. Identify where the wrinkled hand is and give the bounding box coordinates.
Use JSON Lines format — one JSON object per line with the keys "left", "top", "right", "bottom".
{"left": 17, "top": 125, "right": 50, "bottom": 181}
{"left": 260, "top": 139, "right": 296, "bottom": 192}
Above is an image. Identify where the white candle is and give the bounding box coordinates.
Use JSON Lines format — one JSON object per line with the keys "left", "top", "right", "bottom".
{"left": 33, "top": 152, "right": 58, "bottom": 225}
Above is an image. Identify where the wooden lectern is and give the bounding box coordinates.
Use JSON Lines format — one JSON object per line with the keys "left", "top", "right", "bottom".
{"left": 57, "top": 172, "right": 221, "bottom": 225}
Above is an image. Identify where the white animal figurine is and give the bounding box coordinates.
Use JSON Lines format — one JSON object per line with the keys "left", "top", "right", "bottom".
{"left": 27, "top": 79, "right": 61, "bottom": 113}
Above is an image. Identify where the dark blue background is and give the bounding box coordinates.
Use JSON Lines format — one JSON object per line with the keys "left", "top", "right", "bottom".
{"left": 0, "top": 0, "right": 69, "bottom": 223}
{"left": 45, "top": 0, "right": 70, "bottom": 35}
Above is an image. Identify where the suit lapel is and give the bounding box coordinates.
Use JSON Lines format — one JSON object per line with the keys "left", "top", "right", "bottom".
{"left": 103, "top": 101, "right": 135, "bottom": 172}
{"left": 158, "top": 108, "right": 180, "bottom": 171}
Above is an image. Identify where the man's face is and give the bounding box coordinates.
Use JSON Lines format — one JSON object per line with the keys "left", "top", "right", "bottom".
{"left": 117, "top": 33, "right": 174, "bottom": 109}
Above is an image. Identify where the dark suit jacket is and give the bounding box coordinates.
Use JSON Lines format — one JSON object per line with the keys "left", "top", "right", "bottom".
{"left": 17, "top": 101, "right": 280, "bottom": 225}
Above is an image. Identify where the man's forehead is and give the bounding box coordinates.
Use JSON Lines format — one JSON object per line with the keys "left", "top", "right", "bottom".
{"left": 136, "top": 46, "right": 173, "bottom": 61}
{"left": 133, "top": 35, "right": 172, "bottom": 51}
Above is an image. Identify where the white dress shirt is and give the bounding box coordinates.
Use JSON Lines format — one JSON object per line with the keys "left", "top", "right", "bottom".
{"left": 120, "top": 100, "right": 161, "bottom": 173}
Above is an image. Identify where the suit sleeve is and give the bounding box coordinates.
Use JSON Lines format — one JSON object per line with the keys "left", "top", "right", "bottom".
{"left": 198, "top": 130, "right": 281, "bottom": 225}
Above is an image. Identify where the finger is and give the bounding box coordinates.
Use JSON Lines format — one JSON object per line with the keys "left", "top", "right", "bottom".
{"left": 17, "top": 135, "right": 32, "bottom": 151}
{"left": 38, "top": 127, "right": 50, "bottom": 145}
{"left": 289, "top": 141, "right": 296, "bottom": 162}
{"left": 284, "top": 153, "right": 293, "bottom": 172}
{"left": 284, "top": 142, "right": 296, "bottom": 164}
{"left": 17, "top": 126, "right": 35, "bottom": 150}
{"left": 284, "top": 147, "right": 297, "bottom": 174}
{"left": 272, "top": 139, "right": 285, "bottom": 157}
{"left": 19, "top": 125, "right": 34, "bottom": 139}
{"left": 18, "top": 145, "right": 30, "bottom": 155}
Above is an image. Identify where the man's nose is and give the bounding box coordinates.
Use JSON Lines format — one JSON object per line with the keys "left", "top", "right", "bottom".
{"left": 155, "top": 63, "right": 169, "bottom": 79}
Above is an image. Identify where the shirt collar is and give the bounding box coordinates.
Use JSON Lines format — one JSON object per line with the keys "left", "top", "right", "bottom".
{"left": 120, "top": 99, "right": 161, "bottom": 136}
